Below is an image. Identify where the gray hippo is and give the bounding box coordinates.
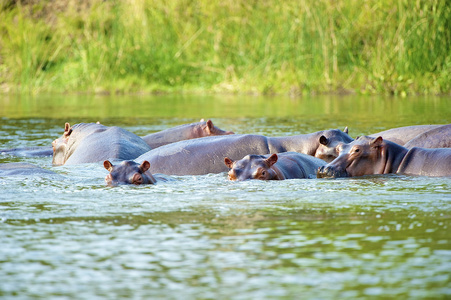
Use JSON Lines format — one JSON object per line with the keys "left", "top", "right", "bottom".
{"left": 142, "top": 119, "right": 234, "bottom": 148}
{"left": 314, "top": 127, "right": 351, "bottom": 162}
{"left": 52, "top": 123, "right": 151, "bottom": 165}
{"left": 103, "top": 160, "right": 168, "bottom": 186}
{"left": 0, "top": 162, "right": 58, "bottom": 176}
{"left": 317, "top": 136, "right": 451, "bottom": 178}
{"left": 136, "top": 128, "right": 352, "bottom": 175}
{"left": 0, "top": 146, "right": 53, "bottom": 157}
{"left": 404, "top": 124, "right": 451, "bottom": 149}
{"left": 368, "top": 125, "right": 442, "bottom": 146}
{"left": 224, "top": 152, "right": 326, "bottom": 181}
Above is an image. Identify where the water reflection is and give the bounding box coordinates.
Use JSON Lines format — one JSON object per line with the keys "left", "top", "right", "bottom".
{"left": 1, "top": 94, "right": 450, "bottom": 125}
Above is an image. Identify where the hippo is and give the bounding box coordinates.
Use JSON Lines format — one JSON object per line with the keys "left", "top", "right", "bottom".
{"left": 0, "top": 146, "right": 53, "bottom": 157}
{"left": 103, "top": 160, "right": 168, "bottom": 186}
{"left": 224, "top": 152, "right": 326, "bottom": 181}
{"left": 404, "top": 124, "right": 451, "bottom": 149}
{"left": 317, "top": 136, "right": 451, "bottom": 178}
{"left": 0, "top": 162, "right": 58, "bottom": 176}
{"left": 135, "top": 128, "right": 352, "bottom": 175}
{"left": 142, "top": 119, "right": 234, "bottom": 148}
{"left": 314, "top": 127, "right": 350, "bottom": 162}
{"left": 368, "top": 125, "right": 442, "bottom": 146}
{"left": 52, "top": 123, "right": 151, "bottom": 165}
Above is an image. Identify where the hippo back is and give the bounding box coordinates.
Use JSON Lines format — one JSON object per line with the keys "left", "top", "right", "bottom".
{"left": 137, "top": 134, "right": 272, "bottom": 175}
{"left": 274, "top": 152, "right": 326, "bottom": 179}
{"left": 404, "top": 124, "right": 451, "bottom": 149}
{"left": 369, "top": 125, "right": 442, "bottom": 146}
{"left": 142, "top": 120, "right": 233, "bottom": 149}
{"left": 64, "top": 124, "right": 151, "bottom": 165}
{"left": 397, "top": 147, "right": 451, "bottom": 177}
{"left": 0, "top": 163, "right": 58, "bottom": 177}
{"left": 0, "top": 146, "right": 53, "bottom": 157}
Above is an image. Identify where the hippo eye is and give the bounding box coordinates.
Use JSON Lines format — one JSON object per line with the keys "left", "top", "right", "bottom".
{"left": 133, "top": 174, "right": 143, "bottom": 185}
{"left": 354, "top": 148, "right": 360, "bottom": 153}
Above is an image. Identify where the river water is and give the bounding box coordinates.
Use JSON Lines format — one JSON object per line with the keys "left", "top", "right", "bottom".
{"left": 1, "top": 94, "right": 450, "bottom": 299}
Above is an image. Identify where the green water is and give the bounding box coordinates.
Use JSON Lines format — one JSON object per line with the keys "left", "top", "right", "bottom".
{"left": 0, "top": 95, "right": 450, "bottom": 299}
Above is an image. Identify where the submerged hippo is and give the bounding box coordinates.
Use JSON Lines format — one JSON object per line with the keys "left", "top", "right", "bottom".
{"left": 52, "top": 123, "right": 151, "bottom": 165}
{"left": 142, "top": 119, "right": 234, "bottom": 148}
{"left": 0, "top": 146, "right": 53, "bottom": 157}
{"left": 314, "top": 127, "right": 351, "bottom": 162}
{"left": 136, "top": 128, "right": 352, "bottom": 175}
{"left": 317, "top": 136, "right": 451, "bottom": 178}
{"left": 0, "top": 162, "right": 58, "bottom": 176}
{"left": 404, "top": 124, "right": 451, "bottom": 149}
{"left": 224, "top": 152, "right": 326, "bottom": 181}
{"left": 368, "top": 125, "right": 442, "bottom": 146}
{"left": 104, "top": 160, "right": 168, "bottom": 186}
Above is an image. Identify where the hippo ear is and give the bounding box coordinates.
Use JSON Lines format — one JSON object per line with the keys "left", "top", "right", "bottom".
{"left": 63, "top": 123, "right": 72, "bottom": 137}
{"left": 205, "top": 119, "right": 214, "bottom": 134}
{"left": 319, "top": 135, "right": 328, "bottom": 145}
{"left": 224, "top": 157, "right": 234, "bottom": 168}
{"left": 265, "top": 154, "right": 278, "bottom": 167}
{"left": 371, "top": 136, "right": 384, "bottom": 148}
{"left": 343, "top": 127, "right": 348, "bottom": 134}
{"left": 140, "top": 161, "right": 151, "bottom": 172}
{"left": 104, "top": 160, "right": 113, "bottom": 172}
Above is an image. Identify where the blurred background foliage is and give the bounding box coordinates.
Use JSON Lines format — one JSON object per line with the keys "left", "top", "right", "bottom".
{"left": 0, "top": 0, "right": 449, "bottom": 95}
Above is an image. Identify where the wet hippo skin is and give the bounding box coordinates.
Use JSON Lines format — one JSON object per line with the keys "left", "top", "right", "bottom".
{"left": 404, "top": 124, "right": 451, "bottom": 149}
{"left": 0, "top": 162, "right": 58, "bottom": 176}
{"left": 368, "top": 125, "right": 442, "bottom": 146}
{"left": 0, "top": 146, "right": 53, "bottom": 157}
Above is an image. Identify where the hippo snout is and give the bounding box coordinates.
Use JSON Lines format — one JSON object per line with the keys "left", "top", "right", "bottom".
{"left": 105, "top": 174, "right": 114, "bottom": 186}
{"left": 316, "top": 166, "right": 348, "bottom": 178}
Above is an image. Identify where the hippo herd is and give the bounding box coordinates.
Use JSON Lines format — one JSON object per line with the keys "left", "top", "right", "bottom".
{"left": 1, "top": 120, "right": 450, "bottom": 185}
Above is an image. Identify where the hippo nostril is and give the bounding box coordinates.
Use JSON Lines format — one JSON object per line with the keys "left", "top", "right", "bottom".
{"left": 317, "top": 166, "right": 341, "bottom": 178}
{"left": 326, "top": 168, "right": 335, "bottom": 176}
{"left": 105, "top": 174, "right": 113, "bottom": 184}
{"left": 317, "top": 166, "right": 327, "bottom": 175}
{"left": 317, "top": 167, "right": 325, "bottom": 178}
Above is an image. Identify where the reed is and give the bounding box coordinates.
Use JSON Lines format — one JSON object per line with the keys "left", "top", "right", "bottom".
{"left": 0, "top": 0, "right": 449, "bottom": 95}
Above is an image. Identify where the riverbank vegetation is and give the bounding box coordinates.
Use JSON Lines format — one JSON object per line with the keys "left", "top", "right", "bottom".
{"left": 0, "top": 0, "right": 449, "bottom": 95}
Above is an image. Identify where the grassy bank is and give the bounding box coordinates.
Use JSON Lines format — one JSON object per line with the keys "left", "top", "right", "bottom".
{"left": 0, "top": 0, "right": 450, "bottom": 95}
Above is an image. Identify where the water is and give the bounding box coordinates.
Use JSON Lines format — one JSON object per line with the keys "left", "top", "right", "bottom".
{"left": 1, "top": 94, "right": 450, "bottom": 299}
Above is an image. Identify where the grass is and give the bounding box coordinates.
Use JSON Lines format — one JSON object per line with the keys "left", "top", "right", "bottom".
{"left": 0, "top": 0, "right": 450, "bottom": 95}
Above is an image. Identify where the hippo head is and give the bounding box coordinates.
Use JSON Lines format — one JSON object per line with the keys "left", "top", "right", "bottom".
{"left": 104, "top": 160, "right": 156, "bottom": 186}
{"left": 314, "top": 127, "right": 353, "bottom": 163}
{"left": 52, "top": 123, "right": 73, "bottom": 165}
{"left": 317, "top": 136, "right": 387, "bottom": 178}
{"left": 224, "top": 154, "right": 279, "bottom": 181}
{"left": 201, "top": 119, "right": 234, "bottom": 137}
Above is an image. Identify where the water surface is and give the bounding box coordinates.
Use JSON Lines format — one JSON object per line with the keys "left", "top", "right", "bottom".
{"left": 1, "top": 94, "right": 450, "bottom": 299}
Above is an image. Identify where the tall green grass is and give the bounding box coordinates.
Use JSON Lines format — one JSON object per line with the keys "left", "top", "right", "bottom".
{"left": 0, "top": 0, "right": 449, "bottom": 95}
